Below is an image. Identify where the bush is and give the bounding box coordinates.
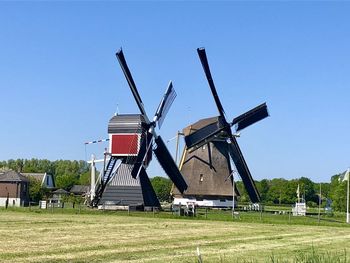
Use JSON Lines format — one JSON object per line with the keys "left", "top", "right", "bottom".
{"left": 150, "top": 176, "right": 172, "bottom": 202}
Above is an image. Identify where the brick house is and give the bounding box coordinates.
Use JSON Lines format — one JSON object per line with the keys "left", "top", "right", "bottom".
{"left": 0, "top": 170, "right": 30, "bottom": 207}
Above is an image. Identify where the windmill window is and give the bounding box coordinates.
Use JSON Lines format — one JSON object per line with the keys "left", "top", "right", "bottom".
{"left": 199, "top": 174, "right": 204, "bottom": 182}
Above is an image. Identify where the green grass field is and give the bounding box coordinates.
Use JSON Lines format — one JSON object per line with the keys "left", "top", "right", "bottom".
{"left": 0, "top": 209, "right": 349, "bottom": 262}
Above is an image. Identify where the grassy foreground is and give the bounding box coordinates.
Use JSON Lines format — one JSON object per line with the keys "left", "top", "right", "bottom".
{"left": 0, "top": 210, "right": 349, "bottom": 262}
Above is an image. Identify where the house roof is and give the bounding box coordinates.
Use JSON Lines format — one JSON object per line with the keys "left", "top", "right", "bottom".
{"left": 0, "top": 170, "right": 30, "bottom": 182}
{"left": 70, "top": 185, "right": 90, "bottom": 194}
{"left": 0, "top": 167, "right": 10, "bottom": 173}
{"left": 52, "top": 188, "right": 69, "bottom": 195}
{"left": 21, "top": 173, "right": 55, "bottom": 188}
{"left": 22, "top": 173, "right": 46, "bottom": 182}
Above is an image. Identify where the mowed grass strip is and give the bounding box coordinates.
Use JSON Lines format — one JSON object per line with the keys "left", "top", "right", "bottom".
{"left": 0, "top": 211, "right": 349, "bottom": 262}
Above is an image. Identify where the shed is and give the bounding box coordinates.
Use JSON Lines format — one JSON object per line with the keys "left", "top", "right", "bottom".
{"left": 51, "top": 188, "right": 69, "bottom": 203}
{"left": 70, "top": 185, "right": 90, "bottom": 196}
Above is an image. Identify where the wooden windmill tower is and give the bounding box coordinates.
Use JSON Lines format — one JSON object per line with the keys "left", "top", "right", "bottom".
{"left": 90, "top": 49, "right": 187, "bottom": 208}
{"left": 172, "top": 48, "right": 269, "bottom": 207}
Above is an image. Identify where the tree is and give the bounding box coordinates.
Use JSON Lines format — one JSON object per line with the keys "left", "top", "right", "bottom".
{"left": 235, "top": 181, "right": 249, "bottom": 202}
{"left": 265, "top": 178, "right": 288, "bottom": 204}
{"left": 257, "top": 179, "right": 270, "bottom": 202}
{"left": 56, "top": 174, "right": 78, "bottom": 190}
{"left": 150, "top": 176, "right": 172, "bottom": 202}
{"left": 329, "top": 173, "right": 348, "bottom": 212}
{"left": 28, "top": 176, "right": 50, "bottom": 203}
{"left": 298, "top": 177, "right": 317, "bottom": 203}
{"left": 79, "top": 170, "right": 91, "bottom": 185}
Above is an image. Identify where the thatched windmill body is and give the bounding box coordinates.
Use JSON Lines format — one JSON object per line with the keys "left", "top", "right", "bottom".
{"left": 172, "top": 48, "right": 269, "bottom": 207}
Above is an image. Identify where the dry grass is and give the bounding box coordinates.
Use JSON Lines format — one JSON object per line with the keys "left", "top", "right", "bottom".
{"left": 0, "top": 210, "right": 349, "bottom": 262}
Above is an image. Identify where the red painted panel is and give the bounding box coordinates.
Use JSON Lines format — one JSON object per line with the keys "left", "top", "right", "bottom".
{"left": 111, "top": 134, "right": 139, "bottom": 155}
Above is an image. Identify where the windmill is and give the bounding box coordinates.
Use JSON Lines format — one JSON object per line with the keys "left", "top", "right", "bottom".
{"left": 173, "top": 48, "right": 269, "bottom": 206}
{"left": 90, "top": 49, "right": 188, "bottom": 208}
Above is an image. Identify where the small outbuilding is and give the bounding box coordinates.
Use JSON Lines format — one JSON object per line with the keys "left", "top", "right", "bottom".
{"left": 0, "top": 170, "right": 30, "bottom": 207}
{"left": 51, "top": 188, "right": 69, "bottom": 204}
{"left": 70, "top": 185, "right": 90, "bottom": 197}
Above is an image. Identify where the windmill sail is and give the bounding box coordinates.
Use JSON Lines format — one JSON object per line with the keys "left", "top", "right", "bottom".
{"left": 227, "top": 137, "right": 260, "bottom": 203}
{"left": 116, "top": 49, "right": 187, "bottom": 194}
{"left": 192, "top": 47, "right": 266, "bottom": 203}
{"left": 138, "top": 168, "right": 161, "bottom": 207}
{"left": 232, "top": 103, "right": 269, "bottom": 132}
{"left": 184, "top": 117, "right": 226, "bottom": 149}
{"left": 154, "top": 82, "right": 176, "bottom": 128}
{"left": 116, "top": 49, "right": 147, "bottom": 117}
{"left": 197, "top": 48, "right": 226, "bottom": 118}
{"left": 153, "top": 136, "right": 188, "bottom": 193}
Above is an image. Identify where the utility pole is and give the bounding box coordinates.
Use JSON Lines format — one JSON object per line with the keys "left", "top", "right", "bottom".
{"left": 175, "top": 131, "right": 184, "bottom": 165}
{"left": 90, "top": 154, "right": 96, "bottom": 202}
{"left": 167, "top": 131, "right": 184, "bottom": 166}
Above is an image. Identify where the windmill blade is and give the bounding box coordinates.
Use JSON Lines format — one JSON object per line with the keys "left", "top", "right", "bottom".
{"left": 197, "top": 47, "right": 226, "bottom": 118}
{"left": 130, "top": 132, "right": 153, "bottom": 178}
{"left": 184, "top": 117, "right": 226, "bottom": 149}
{"left": 138, "top": 167, "right": 161, "bottom": 207}
{"left": 227, "top": 135, "right": 261, "bottom": 203}
{"left": 154, "top": 81, "right": 176, "bottom": 128}
{"left": 232, "top": 103, "right": 269, "bottom": 132}
{"left": 116, "top": 49, "right": 148, "bottom": 118}
{"left": 153, "top": 135, "right": 188, "bottom": 193}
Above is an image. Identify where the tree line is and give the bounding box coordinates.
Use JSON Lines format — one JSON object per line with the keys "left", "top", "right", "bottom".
{"left": 151, "top": 174, "right": 349, "bottom": 212}
{"left": 0, "top": 159, "right": 348, "bottom": 212}
{"left": 235, "top": 173, "right": 348, "bottom": 212}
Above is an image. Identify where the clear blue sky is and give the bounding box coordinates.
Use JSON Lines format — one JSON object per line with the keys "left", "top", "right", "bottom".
{"left": 0, "top": 2, "right": 349, "bottom": 182}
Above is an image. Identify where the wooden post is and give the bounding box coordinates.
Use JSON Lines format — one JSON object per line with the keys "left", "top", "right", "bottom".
{"left": 205, "top": 207, "right": 208, "bottom": 219}
{"left": 232, "top": 171, "right": 235, "bottom": 220}
{"left": 197, "top": 246, "right": 203, "bottom": 263}
{"left": 318, "top": 183, "right": 322, "bottom": 224}
{"left": 346, "top": 169, "right": 350, "bottom": 224}
{"left": 289, "top": 212, "right": 291, "bottom": 223}
{"left": 5, "top": 193, "right": 9, "bottom": 209}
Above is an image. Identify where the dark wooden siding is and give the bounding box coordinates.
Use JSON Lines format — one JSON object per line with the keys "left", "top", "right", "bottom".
{"left": 100, "top": 186, "right": 144, "bottom": 206}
